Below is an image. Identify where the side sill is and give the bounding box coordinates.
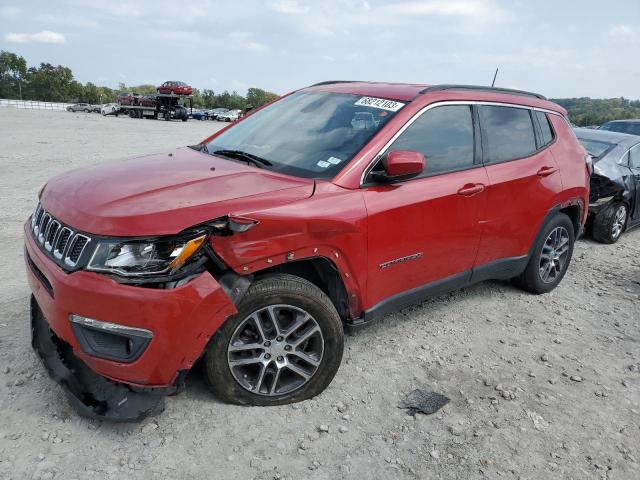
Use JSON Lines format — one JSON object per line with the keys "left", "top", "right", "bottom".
{"left": 348, "top": 255, "right": 529, "bottom": 329}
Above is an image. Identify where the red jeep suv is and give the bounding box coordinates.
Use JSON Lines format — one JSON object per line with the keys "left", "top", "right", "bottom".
{"left": 25, "top": 82, "right": 590, "bottom": 421}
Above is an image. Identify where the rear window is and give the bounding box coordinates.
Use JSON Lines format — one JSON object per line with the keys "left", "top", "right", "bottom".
{"left": 576, "top": 138, "right": 615, "bottom": 159}
{"left": 535, "top": 111, "right": 554, "bottom": 146}
{"left": 479, "top": 106, "right": 537, "bottom": 163}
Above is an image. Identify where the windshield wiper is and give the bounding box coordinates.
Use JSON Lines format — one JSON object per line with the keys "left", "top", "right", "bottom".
{"left": 212, "top": 149, "right": 272, "bottom": 168}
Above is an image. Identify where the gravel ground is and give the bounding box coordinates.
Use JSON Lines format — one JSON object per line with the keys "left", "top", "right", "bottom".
{"left": 1, "top": 109, "right": 639, "bottom": 480}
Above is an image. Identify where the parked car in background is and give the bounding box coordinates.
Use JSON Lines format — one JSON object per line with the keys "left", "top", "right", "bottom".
{"left": 157, "top": 81, "right": 193, "bottom": 96}
{"left": 101, "top": 103, "right": 119, "bottom": 116}
{"left": 218, "top": 109, "right": 242, "bottom": 122}
{"left": 191, "top": 109, "right": 210, "bottom": 120}
{"left": 26, "top": 82, "right": 589, "bottom": 420}
{"left": 209, "top": 108, "right": 229, "bottom": 120}
{"left": 117, "top": 92, "right": 141, "bottom": 106}
{"left": 599, "top": 119, "right": 640, "bottom": 136}
{"left": 575, "top": 128, "right": 640, "bottom": 243}
{"left": 66, "top": 103, "right": 91, "bottom": 112}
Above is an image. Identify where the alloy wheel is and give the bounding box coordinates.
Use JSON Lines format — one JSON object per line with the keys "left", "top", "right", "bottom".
{"left": 539, "top": 226, "right": 570, "bottom": 284}
{"left": 227, "top": 305, "right": 324, "bottom": 396}
{"left": 611, "top": 205, "right": 627, "bottom": 240}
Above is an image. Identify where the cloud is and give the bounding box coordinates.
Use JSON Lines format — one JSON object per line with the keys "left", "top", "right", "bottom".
{"left": 609, "top": 25, "right": 634, "bottom": 37}
{"left": 4, "top": 30, "right": 66, "bottom": 44}
{"left": 0, "top": 6, "right": 20, "bottom": 18}
{"left": 269, "top": 0, "right": 310, "bottom": 15}
{"left": 36, "top": 13, "right": 99, "bottom": 29}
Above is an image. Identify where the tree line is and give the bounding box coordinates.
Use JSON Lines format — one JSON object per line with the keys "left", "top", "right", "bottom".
{"left": 550, "top": 97, "right": 640, "bottom": 126}
{"left": 0, "top": 50, "right": 278, "bottom": 110}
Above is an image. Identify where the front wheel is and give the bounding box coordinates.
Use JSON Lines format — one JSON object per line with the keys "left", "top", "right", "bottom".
{"left": 513, "top": 213, "right": 575, "bottom": 294}
{"left": 204, "top": 274, "right": 344, "bottom": 406}
{"left": 592, "top": 202, "right": 627, "bottom": 244}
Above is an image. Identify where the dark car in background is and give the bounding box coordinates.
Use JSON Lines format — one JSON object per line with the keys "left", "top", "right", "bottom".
{"left": 599, "top": 119, "right": 640, "bottom": 136}
{"left": 157, "top": 81, "right": 193, "bottom": 96}
{"left": 575, "top": 128, "right": 640, "bottom": 243}
{"left": 66, "top": 103, "right": 91, "bottom": 112}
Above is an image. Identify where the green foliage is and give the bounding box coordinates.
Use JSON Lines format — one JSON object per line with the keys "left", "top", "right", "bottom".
{"left": 0, "top": 50, "right": 27, "bottom": 98}
{"left": 246, "top": 87, "right": 279, "bottom": 109}
{"left": 551, "top": 97, "right": 640, "bottom": 126}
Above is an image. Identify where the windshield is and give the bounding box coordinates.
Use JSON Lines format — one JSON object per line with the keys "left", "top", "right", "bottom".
{"left": 205, "top": 91, "right": 405, "bottom": 179}
{"left": 576, "top": 138, "right": 615, "bottom": 158}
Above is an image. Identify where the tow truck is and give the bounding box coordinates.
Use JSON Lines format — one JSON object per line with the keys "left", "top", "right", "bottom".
{"left": 115, "top": 93, "right": 193, "bottom": 121}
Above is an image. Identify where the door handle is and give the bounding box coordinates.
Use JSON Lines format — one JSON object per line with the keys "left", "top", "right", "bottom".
{"left": 457, "top": 183, "right": 485, "bottom": 196}
{"left": 537, "top": 166, "right": 558, "bottom": 177}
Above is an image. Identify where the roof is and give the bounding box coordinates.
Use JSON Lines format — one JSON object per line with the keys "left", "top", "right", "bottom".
{"left": 304, "top": 81, "right": 561, "bottom": 113}
{"left": 306, "top": 81, "right": 428, "bottom": 101}
{"left": 574, "top": 127, "right": 640, "bottom": 148}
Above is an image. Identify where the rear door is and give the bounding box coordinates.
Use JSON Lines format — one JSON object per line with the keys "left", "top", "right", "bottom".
{"left": 474, "top": 105, "right": 562, "bottom": 266}
{"left": 628, "top": 143, "right": 640, "bottom": 221}
{"left": 363, "top": 103, "right": 488, "bottom": 307}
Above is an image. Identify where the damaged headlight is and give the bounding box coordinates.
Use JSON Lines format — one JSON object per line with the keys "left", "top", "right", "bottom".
{"left": 87, "top": 231, "right": 207, "bottom": 277}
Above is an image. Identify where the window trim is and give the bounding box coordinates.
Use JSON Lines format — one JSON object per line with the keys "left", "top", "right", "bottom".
{"left": 359, "top": 100, "right": 563, "bottom": 186}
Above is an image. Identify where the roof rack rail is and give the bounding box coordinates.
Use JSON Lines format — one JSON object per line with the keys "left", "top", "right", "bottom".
{"left": 310, "top": 80, "right": 361, "bottom": 87}
{"left": 420, "top": 84, "right": 546, "bottom": 100}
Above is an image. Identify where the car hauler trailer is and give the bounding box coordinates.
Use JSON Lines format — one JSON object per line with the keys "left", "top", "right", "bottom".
{"left": 116, "top": 93, "right": 193, "bottom": 121}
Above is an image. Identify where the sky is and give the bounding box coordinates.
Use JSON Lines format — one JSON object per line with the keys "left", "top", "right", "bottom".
{"left": 1, "top": 0, "right": 639, "bottom": 98}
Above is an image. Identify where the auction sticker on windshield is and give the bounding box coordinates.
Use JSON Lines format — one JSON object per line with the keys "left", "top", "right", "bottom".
{"left": 354, "top": 97, "right": 405, "bottom": 112}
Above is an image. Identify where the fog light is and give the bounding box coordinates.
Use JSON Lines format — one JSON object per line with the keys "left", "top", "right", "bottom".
{"left": 69, "top": 315, "right": 153, "bottom": 363}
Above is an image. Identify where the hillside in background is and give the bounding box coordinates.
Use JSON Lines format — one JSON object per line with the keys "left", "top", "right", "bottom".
{"left": 551, "top": 97, "right": 640, "bottom": 126}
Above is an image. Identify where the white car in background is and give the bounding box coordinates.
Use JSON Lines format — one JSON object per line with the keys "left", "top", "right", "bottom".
{"left": 101, "top": 103, "right": 119, "bottom": 116}
{"left": 218, "top": 109, "right": 242, "bottom": 122}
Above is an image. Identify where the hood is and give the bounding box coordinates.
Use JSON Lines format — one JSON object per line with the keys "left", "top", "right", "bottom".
{"left": 41, "top": 148, "right": 314, "bottom": 236}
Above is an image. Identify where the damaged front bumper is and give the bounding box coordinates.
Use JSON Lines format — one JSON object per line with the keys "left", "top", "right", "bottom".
{"left": 31, "top": 297, "right": 167, "bottom": 422}
{"left": 24, "top": 220, "right": 238, "bottom": 421}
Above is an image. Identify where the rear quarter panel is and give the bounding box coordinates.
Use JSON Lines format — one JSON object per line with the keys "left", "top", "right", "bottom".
{"left": 549, "top": 115, "right": 590, "bottom": 223}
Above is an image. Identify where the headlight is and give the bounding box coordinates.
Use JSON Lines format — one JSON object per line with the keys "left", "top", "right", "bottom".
{"left": 87, "top": 232, "right": 207, "bottom": 277}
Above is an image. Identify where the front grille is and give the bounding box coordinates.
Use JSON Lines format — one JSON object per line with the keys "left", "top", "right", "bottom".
{"left": 30, "top": 203, "right": 92, "bottom": 270}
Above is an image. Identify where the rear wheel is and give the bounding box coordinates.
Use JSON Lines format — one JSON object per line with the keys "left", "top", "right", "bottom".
{"left": 204, "top": 274, "right": 344, "bottom": 405}
{"left": 592, "top": 202, "right": 627, "bottom": 244}
{"left": 513, "top": 213, "right": 575, "bottom": 294}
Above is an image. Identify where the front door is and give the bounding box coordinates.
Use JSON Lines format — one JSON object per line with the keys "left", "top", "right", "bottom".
{"left": 362, "top": 104, "right": 488, "bottom": 309}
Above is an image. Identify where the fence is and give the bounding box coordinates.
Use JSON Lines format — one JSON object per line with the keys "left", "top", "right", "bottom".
{"left": 0, "top": 99, "right": 72, "bottom": 111}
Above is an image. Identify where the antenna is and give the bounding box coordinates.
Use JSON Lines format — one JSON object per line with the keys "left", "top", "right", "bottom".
{"left": 491, "top": 68, "right": 499, "bottom": 87}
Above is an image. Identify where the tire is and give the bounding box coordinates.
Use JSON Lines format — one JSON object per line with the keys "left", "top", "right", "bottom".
{"left": 513, "top": 212, "right": 575, "bottom": 294}
{"left": 592, "top": 202, "right": 627, "bottom": 244}
{"left": 203, "top": 274, "right": 344, "bottom": 406}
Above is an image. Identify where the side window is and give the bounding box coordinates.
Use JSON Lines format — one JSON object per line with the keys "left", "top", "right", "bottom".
{"left": 630, "top": 145, "right": 640, "bottom": 169}
{"left": 384, "top": 105, "right": 475, "bottom": 177}
{"left": 479, "top": 105, "right": 537, "bottom": 163}
{"left": 535, "top": 111, "right": 554, "bottom": 146}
